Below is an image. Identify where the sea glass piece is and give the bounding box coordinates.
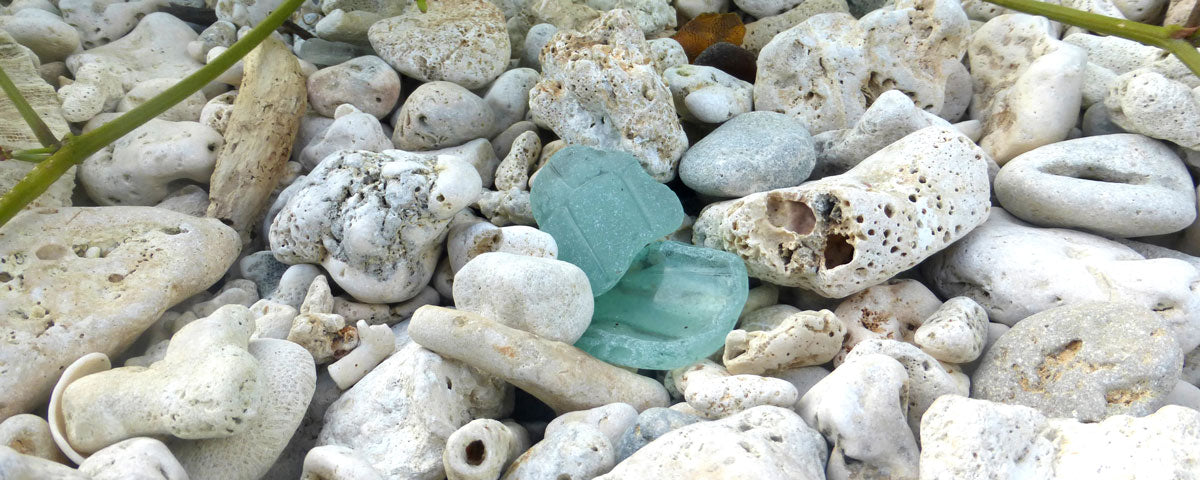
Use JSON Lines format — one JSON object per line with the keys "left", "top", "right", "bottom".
{"left": 531, "top": 146, "right": 685, "bottom": 296}
{"left": 574, "top": 240, "right": 749, "bottom": 370}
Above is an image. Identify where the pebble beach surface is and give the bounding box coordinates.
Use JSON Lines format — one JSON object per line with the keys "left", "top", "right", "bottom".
{"left": 2, "top": 0, "right": 1200, "bottom": 478}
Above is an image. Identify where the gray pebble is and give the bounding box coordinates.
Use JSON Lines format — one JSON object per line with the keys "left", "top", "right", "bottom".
{"left": 678, "top": 112, "right": 815, "bottom": 197}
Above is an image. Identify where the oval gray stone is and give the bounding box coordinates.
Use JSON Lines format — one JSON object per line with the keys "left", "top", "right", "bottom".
{"left": 679, "top": 111, "right": 816, "bottom": 198}
{"left": 994, "top": 133, "right": 1196, "bottom": 237}
{"left": 973, "top": 301, "right": 1183, "bottom": 422}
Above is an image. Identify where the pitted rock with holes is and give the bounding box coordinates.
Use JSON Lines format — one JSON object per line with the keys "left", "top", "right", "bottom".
{"left": 693, "top": 126, "right": 990, "bottom": 298}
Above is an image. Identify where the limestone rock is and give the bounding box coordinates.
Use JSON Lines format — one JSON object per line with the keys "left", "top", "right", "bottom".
{"left": 678, "top": 111, "right": 816, "bottom": 198}
{"left": 0, "top": 207, "right": 238, "bottom": 419}
{"left": 693, "top": 126, "right": 990, "bottom": 298}
{"left": 368, "top": 0, "right": 509, "bottom": 89}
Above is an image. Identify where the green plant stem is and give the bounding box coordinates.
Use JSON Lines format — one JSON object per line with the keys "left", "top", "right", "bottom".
{"left": 0, "top": 0, "right": 306, "bottom": 228}
{"left": 984, "top": 0, "right": 1200, "bottom": 77}
{"left": 0, "top": 66, "right": 59, "bottom": 148}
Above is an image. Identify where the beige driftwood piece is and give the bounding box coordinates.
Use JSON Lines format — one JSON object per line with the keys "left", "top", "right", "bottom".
{"left": 206, "top": 36, "right": 306, "bottom": 244}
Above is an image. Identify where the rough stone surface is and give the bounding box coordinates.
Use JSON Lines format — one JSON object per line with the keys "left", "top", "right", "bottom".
{"left": 78, "top": 116, "right": 223, "bottom": 206}
{"left": 269, "top": 149, "right": 482, "bottom": 303}
{"left": 723, "top": 306, "right": 844, "bottom": 375}
{"left": 812, "top": 90, "right": 951, "bottom": 177}
{"left": 319, "top": 340, "right": 512, "bottom": 480}
{"left": 1106, "top": 69, "right": 1200, "bottom": 151}
{"left": 392, "top": 81, "right": 497, "bottom": 151}
{"left": 452, "top": 252, "right": 593, "bottom": 344}
{"left": 529, "top": 10, "right": 688, "bottom": 182}
{"left": 307, "top": 55, "right": 400, "bottom": 118}
{"left": 368, "top": 0, "right": 510, "bottom": 89}
{"left": 694, "top": 126, "right": 990, "bottom": 298}
{"left": 663, "top": 65, "right": 753, "bottom": 124}
{"left": 843, "top": 339, "right": 964, "bottom": 437}
{"left": 595, "top": 406, "right": 827, "bottom": 480}
{"left": 0, "top": 207, "right": 238, "bottom": 420}
{"left": 913, "top": 296, "right": 989, "bottom": 363}
{"left": 613, "top": 407, "right": 702, "bottom": 462}
{"left": 973, "top": 302, "right": 1183, "bottom": 422}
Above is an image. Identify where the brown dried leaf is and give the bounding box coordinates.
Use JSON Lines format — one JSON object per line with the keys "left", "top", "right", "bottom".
{"left": 671, "top": 12, "right": 746, "bottom": 62}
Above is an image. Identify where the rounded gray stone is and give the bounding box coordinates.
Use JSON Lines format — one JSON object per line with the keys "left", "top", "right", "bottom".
{"left": 679, "top": 111, "right": 816, "bottom": 197}
{"left": 973, "top": 302, "right": 1183, "bottom": 422}
{"left": 613, "top": 407, "right": 703, "bottom": 462}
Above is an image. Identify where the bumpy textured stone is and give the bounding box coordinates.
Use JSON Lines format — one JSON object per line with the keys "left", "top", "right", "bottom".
{"left": 921, "top": 396, "right": 1200, "bottom": 479}
{"left": 1106, "top": 69, "right": 1200, "bottom": 151}
{"left": 59, "top": 0, "right": 158, "bottom": 48}
{"left": 596, "top": 406, "right": 827, "bottom": 480}
{"left": 298, "top": 104, "right": 392, "bottom": 171}
{"left": 319, "top": 340, "right": 511, "bottom": 480}
{"left": 576, "top": 241, "right": 748, "bottom": 370}
{"left": 812, "top": 90, "right": 952, "bottom": 177}
{"left": 673, "top": 360, "right": 798, "bottom": 418}
{"left": 0, "top": 207, "right": 238, "bottom": 419}
{"left": 392, "top": 81, "right": 497, "bottom": 151}
{"left": 78, "top": 116, "right": 222, "bottom": 206}
{"left": 994, "top": 133, "right": 1196, "bottom": 237}
{"left": 678, "top": 111, "right": 816, "bottom": 198}
{"left": 925, "top": 208, "right": 1200, "bottom": 352}
{"left": 367, "top": 0, "right": 510, "bottom": 89}
{"left": 530, "top": 146, "right": 684, "bottom": 295}
{"left": 974, "top": 302, "right": 1182, "bottom": 422}
{"left": 723, "top": 306, "right": 844, "bottom": 375}
{"left": 613, "top": 407, "right": 702, "bottom": 462}
{"left": 843, "top": 339, "right": 964, "bottom": 437}
{"left": 501, "top": 423, "right": 614, "bottom": 480}
{"left": 754, "top": 0, "right": 969, "bottom": 134}
{"left": 65, "top": 13, "right": 204, "bottom": 92}
{"left": 832, "top": 278, "right": 943, "bottom": 365}
{"left": 694, "top": 126, "right": 990, "bottom": 298}
{"left": 269, "top": 149, "right": 482, "bottom": 303}
{"left": 969, "top": 14, "right": 1086, "bottom": 163}
{"left": 742, "top": 0, "right": 849, "bottom": 53}
{"left": 529, "top": 10, "right": 688, "bottom": 182}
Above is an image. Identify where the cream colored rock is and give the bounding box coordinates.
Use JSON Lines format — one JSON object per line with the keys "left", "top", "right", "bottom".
{"left": 117, "top": 78, "right": 206, "bottom": 122}
{"left": 452, "top": 252, "right": 593, "bottom": 343}
{"left": 368, "top": 0, "right": 509, "bottom": 89}
{"left": 297, "top": 104, "right": 392, "bottom": 171}
{"left": 994, "top": 133, "right": 1196, "bottom": 237}
{"left": 671, "top": 360, "right": 798, "bottom": 418}
{"left": 755, "top": 0, "right": 969, "bottom": 134}
{"left": 0, "top": 9, "right": 80, "bottom": 62}
{"left": 172, "top": 338, "right": 316, "bottom": 480}
{"left": 0, "top": 445, "right": 87, "bottom": 479}
{"left": 65, "top": 13, "right": 205, "bottom": 91}
{"left": 48, "top": 352, "right": 110, "bottom": 464}
{"left": 595, "top": 406, "right": 828, "bottom": 480}
{"left": 925, "top": 208, "right": 1200, "bottom": 352}
{"left": 60, "top": 305, "right": 260, "bottom": 455}
{"left": 832, "top": 279, "right": 943, "bottom": 365}
{"left": 913, "top": 296, "right": 988, "bottom": 363}
{"left": 392, "top": 81, "right": 497, "bottom": 151}
{"left": 446, "top": 216, "right": 557, "bottom": 273}
{"left": 409, "top": 306, "right": 669, "bottom": 413}
{"left": 59, "top": 0, "right": 161, "bottom": 49}
{"left": 529, "top": 9, "right": 687, "bottom": 182}
{"left": 475, "top": 189, "right": 535, "bottom": 226}
{"left": 307, "top": 55, "right": 400, "bottom": 118}
{"left": 0, "top": 414, "right": 65, "bottom": 464}
{"left": 664, "top": 65, "right": 752, "bottom": 124}
{"left": 301, "top": 445, "right": 385, "bottom": 480}
{"left": 0, "top": 207, "right": 238, "bottom": 420}
{"left": 844, "top": 339, "right": 964, "bottom": 437}
{"left": 215, "top": 0, "right": 286, "bottom": 27}
{"left": 646, "top": 37, "right": 686, "bottom": 75}
{"left": 812, "top": 90, "right": 952, "bottom": 177}
{"left": 269, "top": 149, "right": 482, "bottom": 303}
{"left": 545, "top": 403, "right": 637, "bottom": 445}
{"left": 693, "top": 126, "right": 991, "bottom": 298}
{"left": 200, "top": 90, "right": 237, "bottom": 134}
{"left": 318, "top": 340, "right": 512, "bottom": 479}
{"left": 78, "top": 437, "right": 187, "bottom": 480}
{"left": 493, "top": 130, "right": 540, "bottom": 191}
{"left": 799, "top": 353, "right": 919, "bottom": 479}
{"left": 287, "top": 276, "right": 359, "bottom": 364}
{"left": 328, "top": 320, "right": 394, "bottom": 389}
{"left": 723, "top": 306, "right": 845, "bottom": 375}
{"left": 443, "top": 419, "right": 529, "bottom": 480}
{"left": 969, "top": 14, "right": 1086, "bottom": 163}
{"left": 742, "top": 0, "right": 849, "bottom": 53}
{"left": 250, "top": 299, "right": 298, "bottom": 340}
{"left": 1106, "top": 69, "right": 1200, "bottom": 151}
{"left": 920, "top": 396, "right": 1200, "bottom": 479}
{"left": 78, "top": 115, "right": 222, "bottom": 206}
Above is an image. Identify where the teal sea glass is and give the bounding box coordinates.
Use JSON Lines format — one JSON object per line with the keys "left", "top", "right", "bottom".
{"left": 574, "top": 241, "right": 750, "bottom": 370}
{"left": 530, "top": 146, "right": 685, "bottom": 296}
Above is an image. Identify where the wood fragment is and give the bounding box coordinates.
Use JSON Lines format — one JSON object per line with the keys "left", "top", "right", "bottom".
{"left": 206, "top": 36, "right": 306, "bottom": 245}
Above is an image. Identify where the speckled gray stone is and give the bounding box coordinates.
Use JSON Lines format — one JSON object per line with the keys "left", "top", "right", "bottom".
{"left": 973, "top": 302, "right": 1183, "bottom": 422}
{"left": 678, "top": 112, "right": 815, "bottom": 198}
{"left": 613, "top": 407, "right": 703, "bottom": 462}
